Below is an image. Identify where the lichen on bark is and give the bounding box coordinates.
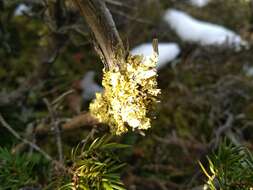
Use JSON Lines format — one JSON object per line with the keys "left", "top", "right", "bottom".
{"left": 90, "top": 50, "right": 160, "bottom": 135}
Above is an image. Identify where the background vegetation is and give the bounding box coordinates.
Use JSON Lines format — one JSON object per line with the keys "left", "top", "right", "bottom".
{"left": 0, "top": 0, "right": 253, "bottom": 189}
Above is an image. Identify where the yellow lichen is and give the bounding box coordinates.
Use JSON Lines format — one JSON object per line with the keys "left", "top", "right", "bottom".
{"left": 89, "top": 50, "right": 160, "bottom": 135}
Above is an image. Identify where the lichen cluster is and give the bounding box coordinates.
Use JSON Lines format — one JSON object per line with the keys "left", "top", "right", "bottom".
{"left": 89, "top": 51, "right": 160, "bottom": 135}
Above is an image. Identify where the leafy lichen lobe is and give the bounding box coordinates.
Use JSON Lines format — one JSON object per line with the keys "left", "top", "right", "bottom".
{"left": 90, "top": 51, "right": 160, "bottom": 135}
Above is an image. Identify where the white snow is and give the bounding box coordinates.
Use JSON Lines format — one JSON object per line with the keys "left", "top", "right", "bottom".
{"left": 80, "top": 44, "right": 180, "bottom": 100}
{"left": 14, "top": 4, "right": 30, "bottom": 16}
{"left": 243, "top": 65, "right": 253, "bottom": 77}
{"left": 188, "top": 0, "right": 210, "bottom": 7}
{"left": 80, "top": 71, "right": 103, "bottom": 101}
{"left": 131, "top": 43, "right": 181, "bottom": 70}
{"left": 163, "top": 9, "right": 248, "bottom": 51}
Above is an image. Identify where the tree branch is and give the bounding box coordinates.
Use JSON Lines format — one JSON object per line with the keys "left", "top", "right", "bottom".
{"left": 44, "top": 98, "right": 64, "bottom": 163}
{"left": 73, "top": 0, "right": 125, "bottom": 69}
{"left": 0, "top": 113, "right": 52, "bottom": 161}
{"left": 35, "top": 112, "right": 100, "bottom": 136}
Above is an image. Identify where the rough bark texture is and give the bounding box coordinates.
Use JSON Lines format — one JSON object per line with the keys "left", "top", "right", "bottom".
{"left": 73, "top": 0, "right": 125, "bottom": 70}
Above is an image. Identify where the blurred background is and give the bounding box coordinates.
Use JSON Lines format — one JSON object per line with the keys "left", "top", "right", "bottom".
{"left": 0, "top": 0, "right": 253, "bottom": 189}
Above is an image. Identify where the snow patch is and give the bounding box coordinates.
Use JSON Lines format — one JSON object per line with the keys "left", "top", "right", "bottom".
{"left": 243, "top": 65, "right": 253, "bottom": 77}
{"left": 163, "top": 9, "right": 248, "bottom": 51}
{"left": 14, "top": 4, "right": 30, "bottom": 16}
{"left": 80, "top": 71, "right": 103, "bottom": 101}
{"left": 188, "top": 0, "right": 210, "bottom": 7}
{"left": 131, "top": 43, "right": 181, "bottom": 70}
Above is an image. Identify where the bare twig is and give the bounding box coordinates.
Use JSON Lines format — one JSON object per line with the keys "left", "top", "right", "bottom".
{"left": 11, "top": 123, "right": 35, "bottom": 154}
{"left": 105, "top": 0, "right": 133, "bottom": 8}
{"left": 62, "top": 113, "right": 100, "bottom": 131}
{"left": 109, "top": 8, "right": 152, "bottom": 24}
{"left": 213, "top": 113, "right": 234, "bottom": 148}
{"left": 52, "top": 89, "right": 75, "bottom": 106}
{"left": 0, "top": 113, "right": 74, "bottom": 176}
{"left": 35, "top": 112, "right": 100, "bottom": 136}
{"left": 43, "top": 98, "right": 64, "bottom": 163}
{"left": 79, "top": 127, "right": 98, "bottom": 155}
{"left": 12, "top": 112, "right": 100, "bottom": 155}
{"left": 73, "top": 0, "right": 126, "bottom": 69}
{"left": 0, "top": 113, "right": 52, "bottom": 161}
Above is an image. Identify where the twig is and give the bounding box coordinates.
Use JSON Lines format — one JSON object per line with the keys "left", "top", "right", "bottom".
{"left": 213, "top": 113, "right": 234, "bottom": 148}
{"left": 81, "top": 127, "right": 98, "bottom": 144}
{"left": 12, "top": 112, "right": 100, "bottom": 155}
{"left": 44, "top": 98, "right": 64, "bottom": 163}
{"left": 109, "top": 8, "right": 152, "bottom": 24}
{"left": 52, "top": 89, "right": 75, "bottom": 105}
{"left": 1, "top": 114, "right": 74, "bottom": 175}
{"left": 0, "top": 113, "right": 52, "bottom": 161}
{"left": 11, "top": 123, "right": 35, "bottom": 154}
{"left": 105, "top": 0, "right": 133, "bottom": 9}
{"left": 73, "top": 0, "right": 126, "bottom": 69}
{"left": 51, "top": 89, "right": 75, "bottom": 112}
{"left": 35, "top": 112, "right": 100, "bottom": 136}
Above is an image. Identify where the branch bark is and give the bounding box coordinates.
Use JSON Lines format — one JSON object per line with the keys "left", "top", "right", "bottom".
{"left": 35, "top": 112, "right": 100, "bottom": 136}
{"left": 0, "top": 114, "right": 52, "bottom": 161}
{"left": 73, "top": 0, "right": 126, "bottom": 70}
{"left": 44, "top": 98, "right": 64, "bottom": 163}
